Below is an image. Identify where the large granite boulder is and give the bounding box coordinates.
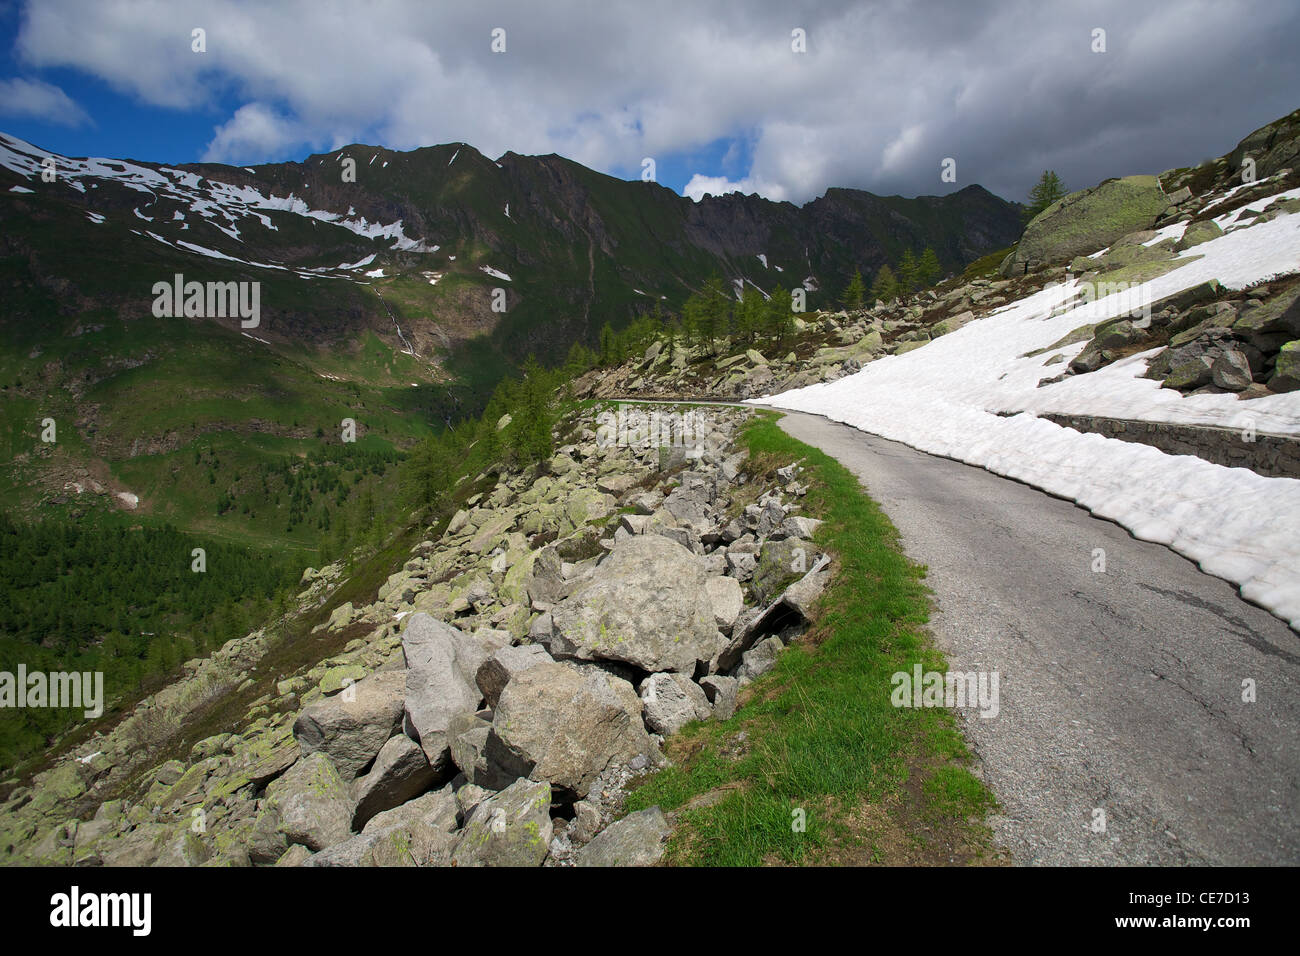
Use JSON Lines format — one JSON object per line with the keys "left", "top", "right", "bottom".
{"left": 549, "top": 534, "right": 723, "bottom": 673}
{"left": 485, "top": 662, "right": 654, "bottom": 799}
{"left": 1000, "top": 175, "right": 1171, "bottom": 276}
{"left": 292, "top": 669, "right": 405, "bottom": 778}
{"left": 349, "top": 734, "right": 437, "bottom": 830}
{"left": 575, "top": 806, "right": 672, "bottom": 867}
{"left": 263, "top": 752, "right": 355, "bottom": 852}
{"left": 451, "top": 778, "right": 553, "bottom": 867}
{"left": 401, "top": 614, "right": 485, "bottom": 768}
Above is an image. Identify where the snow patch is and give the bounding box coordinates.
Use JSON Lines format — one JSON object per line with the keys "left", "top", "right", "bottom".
{"left": 753, "top": 187, "right": 1300, "bottom": 628}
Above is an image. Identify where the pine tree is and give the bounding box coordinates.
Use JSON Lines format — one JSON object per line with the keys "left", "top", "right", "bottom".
{"left": 897, "top": 249, "right": 919, "bottom": 294}
{"left": 1025, "top": 170, "right": 1067, "bottom": 222}
{"left": 702, "top": 275, "right": 732, "bottom": 355}
{"left": 766, "top": 287, "right": 796, "bottom": 348}
{"left": 841, "top": 270, "right": 866, "bottom": 310}
{"left": 871, "top": 264, "right": 899, "bottom": 303}
{"left": 734, "top": 287, "right": 763, "bottom": 343}
{"left": 917, "top": 247, "right": 942, "bottom": 287}
{"left": 598, "top": 323, "right": 618, "bottom": 366}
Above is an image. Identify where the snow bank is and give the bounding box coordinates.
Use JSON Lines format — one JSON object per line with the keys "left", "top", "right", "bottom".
{"left": 753, "top": 190, "right": 1300, "bottom": 629}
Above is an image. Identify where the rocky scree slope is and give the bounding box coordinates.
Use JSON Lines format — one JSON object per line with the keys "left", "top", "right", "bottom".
{"left": 0, "top": 405, "right": 834, "bottom": 867}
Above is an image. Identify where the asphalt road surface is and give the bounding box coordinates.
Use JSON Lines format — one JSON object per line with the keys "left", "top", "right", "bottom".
{"left": 775, "top": 409, "right": 1300, "bottom": 866}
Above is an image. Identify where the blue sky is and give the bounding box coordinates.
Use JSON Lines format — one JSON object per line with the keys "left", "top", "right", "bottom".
{"left": 0, "top": 2, "right": 762, "bottom": 199}
{"left": 2, "top": 0, "right": 1298, "bottom": 205}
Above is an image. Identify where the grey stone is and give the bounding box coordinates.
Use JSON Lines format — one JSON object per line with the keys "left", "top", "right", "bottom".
{"left": 550, "top": 534, "right": 723, "bottom": 673}
{"left": 738, "top": 636, "right": 784, "bottom": 682}
{"left": 639, "top": 673, "right": 711, "bottom": 736}
{"left": 699, "top": 675, "right": 739, "bottom": 721}
{"left": 293, "top": 669, "right": 405, "bottom": 778}
{"left": 575, "top": 806, "right": 672, "bottom": 867}
{"left": 451, "top": 778, "right": 553, "bottom": 867}
{"left": 1211, "top": 349, "right": 1255, "bottom": 391}
{"left": 265, "top": 752, "right": 355, "bottom": 852}
{"left": 476, "top": 644, "right": 554, "bottom": 708}
{"left": 401, "top": 613, "right": 485, "bottom": 767}
{"left": 705, "top": 575, "right": 744, "bottom": 631}
{"left": 350, "top": 734, "right": 437, "bottom": 830}
{"left": 486, "top": 662, "right": 655, "bottom": 799}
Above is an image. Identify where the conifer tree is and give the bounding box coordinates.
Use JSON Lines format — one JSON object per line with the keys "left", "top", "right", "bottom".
{"left": 917, "top": 247, "right": 942, "bottom": 287}
{"left": 897, "top": 249, "right": 919, "bottom": 294}
{"left": 841, "top": 270, "right": 866, "bottom": 309}
{"left": 871, "top": 264, "right": 899, "bottom": 303}
{"left": 1025, "top": 170, "right": 1067, "bottom": 222}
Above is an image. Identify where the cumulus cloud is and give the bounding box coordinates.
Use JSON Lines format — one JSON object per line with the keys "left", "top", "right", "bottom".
{"left": 0, "top": 77, "right": 91, "bottom": 126}
{"left": 683, "top": 174, "right": 788, "bottom": 202}
{"left": 12, "top": 0, "right": 1300, "bottom": 202}
{"left": 203, "top": 102, "right": 303, "bottom": 163}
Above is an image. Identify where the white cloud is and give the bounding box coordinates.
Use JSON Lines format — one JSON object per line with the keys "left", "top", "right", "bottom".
{"left": 0, "top": 77, "right": 91, "bottom": 126}
{"left": 11, "top": 0, "right": 1300, "bottom": 203}
{"left": 683, "top": 173, "right": 787, "bottom": 202}
{"left": 203, "top": 103, "right": 302, "bottom": 163}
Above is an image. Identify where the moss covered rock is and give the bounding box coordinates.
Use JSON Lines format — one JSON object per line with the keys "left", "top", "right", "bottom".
{"left": 1001, "top": 175, "right": 1171, "bottom": 276}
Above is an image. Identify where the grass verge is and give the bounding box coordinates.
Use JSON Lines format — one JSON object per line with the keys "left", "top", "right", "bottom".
{"left": 624, "top": 410, "right": 1002, "bottom": 865}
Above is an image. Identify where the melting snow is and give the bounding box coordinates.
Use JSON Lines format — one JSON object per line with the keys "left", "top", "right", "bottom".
{"left": 9, "top": 185, "right": 33, "bottom": 193}
{"left": 0, "top": 132, "right": 439, "bottom": 263}
{"left": 753, "top": 187, "right": 1300, "bottom": 628}
{"left": 479, "top": 265, "right": 512, "bottom": 281}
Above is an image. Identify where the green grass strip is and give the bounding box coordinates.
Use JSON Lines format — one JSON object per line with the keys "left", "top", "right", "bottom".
{"left": 625, "top": 410, "right": 996, "bottom": 865}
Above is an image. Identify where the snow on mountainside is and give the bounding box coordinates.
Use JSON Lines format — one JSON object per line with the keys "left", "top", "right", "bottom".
{"left": 753, "top": 182, "right": 1300, "bottom": 629}
{"left": 0, "top": 132, "right": 439, "bottom": 276}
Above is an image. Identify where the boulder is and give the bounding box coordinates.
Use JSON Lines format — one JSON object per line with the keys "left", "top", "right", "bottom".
{"left": 1175, "top": 219, "right": 1223, "bottom": 251}
{"left": 1000, "top": 176, "right": 1171, "bottom": 276}
{"left": 550, "top": 534, "right": 723, "bottom": 673}
{"left": 640, "top": 673, "right": 711, "bottom": 736}
{"left": 699, "top": 675, "right": 738, "bottom": 721}
{"left": 476, "top": 644, "right": 554, "bottom": 708}
{"left": 738, "top": 636, "right": 784, "bottom": 682}
{"left": 575, "top": 806, "right": 672, "bottom": 867}
{"left": 293, "top": 669, "right": 405, "bottom": 778}
{"left": 401, "top": 614, "right": 485, "bottom": 767}
{"left": 451, "top": 778, "right": 553, "bottom": 867}
{"left": 1232, "top": 286, "right": 1300, "bottom": 337}
{"left": 350, "top": 734, "right": 437, "bottom": 829}
{"left": 448, "top": 710, "right": 515, "bottom": 790}
{"left": 752, "top": 538, "right": 821, "bottom": 604}
{"left": 326, "top": 602, "right": 355, "bottom": 632}
{"left": 363, "top": 786, "right": 459, "bottom": 836}
{"left": 264, "top": 752, "right": 355, "bottom": 852}
{"left": 486, "top": 662, "right": 655, "bottom": 798}
{"left": 705, "top": 575, "right": 744, "bottom": 631}
{"left": 1210, "top": 349, "right": 1255, "bottom": 391}
{"left": 525, "top": 547, "right": 569, "bottom": 606}
{"left": 1270, "top": 340, "right": 1300, "bottom": 392}
{"left": 1227, "top": 107, "right": 1300, "bottom": 181}
{"left": 781, "top": 560, "right": 831, "bottom": 618}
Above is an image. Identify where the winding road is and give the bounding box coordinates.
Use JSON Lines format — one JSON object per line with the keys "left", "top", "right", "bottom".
{"left": 773, "top": 410, "right": 1300, "bottom": 866}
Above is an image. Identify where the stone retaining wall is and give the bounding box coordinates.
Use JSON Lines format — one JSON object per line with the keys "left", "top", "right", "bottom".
{"left": 1041, "top": 413, "right": 1300, "bottom": 479}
